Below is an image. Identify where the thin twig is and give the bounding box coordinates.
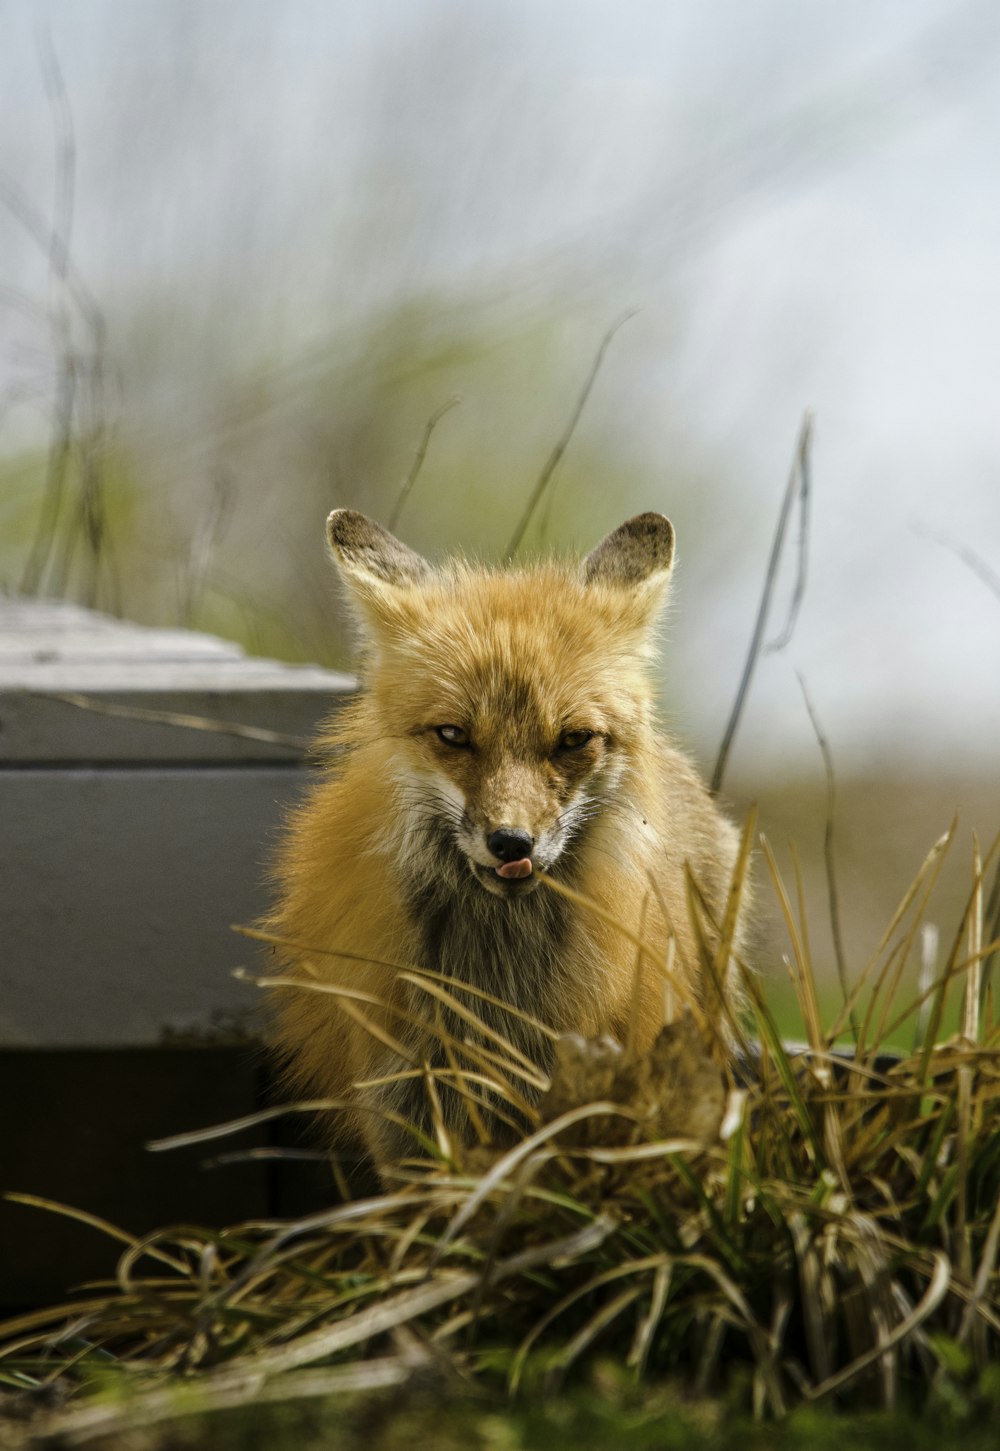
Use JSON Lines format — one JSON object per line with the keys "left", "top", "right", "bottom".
{"left": 912, "top": 522, "right": 1000, "bottom": 607}
{"left": 37, "top": 691, "right": 309, "bottom": 751}
{"left": 913, "top": 922, "right": 939, "bottom": 1053}
{"left": 387, "top": 396, "right": 460, "bottom": 532}
{"left": 983, "top": 855, "right": 1000, "bottom": 1023}
{"left": 18, "top": 358, "right": 76, "bottom": 595}
{"left": 37, "top": 24, "right": 75, "bottom": 283}
{"left": 711, "top": 410, "right": 813, "bottom": 794}
{"left": 56, "top": 337, "right": 117, "bottom": 610}
{"left": 0, "top": 284, "right": 49, "bottom": 329}
{"left": 505, "top": 311, "right": 635, "bottom": 561}
{"left": 765, "top": 411, "right": 811, "bottom": 652}
{"left": 964, "top": 834, "right": 983, "bottom": 1044}
{"left": 17, "top": 30, "right": 79, "bottom": 598}
{"left": 910, "top": 522, "right": 1000, "bottom": 1007}
{"left": 12, "top": 31, "right": 118, "bottom": 609}
{"left": 178, "top": 469, "right": 237, "bottom": 624}
{"left": 797, "top": 671, "right": 856, "bottom": 1037}
{"left": 0, "top": 169, "right": 100, "bottom": 327}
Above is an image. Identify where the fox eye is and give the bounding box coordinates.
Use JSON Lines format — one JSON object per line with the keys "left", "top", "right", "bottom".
{"left": 436, "top": 725, "right": 471, "bottom": 748}
{"left": 557, "top": 729, "right": 594, "bottom": 754}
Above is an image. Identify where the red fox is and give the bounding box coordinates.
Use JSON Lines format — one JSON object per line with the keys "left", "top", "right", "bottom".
{"left": 266, "top": 510, "right": 745, "bottom": 1172}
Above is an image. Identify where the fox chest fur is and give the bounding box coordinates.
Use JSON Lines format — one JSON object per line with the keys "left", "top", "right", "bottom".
{"left": 266, "top": 510, "right": 743, "bottom": 1172}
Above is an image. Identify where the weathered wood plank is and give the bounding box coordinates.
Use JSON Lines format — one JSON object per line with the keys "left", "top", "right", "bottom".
{"left": 0, "top": 766, "right": 308, "bottom": 1046}
{"left": 0, "top": 630, "right": 242, "bottom": 660}
{"left": 1, "top": 600, "right": 355, "bottom": 1045}
{"left": 0, "top": 598, "right": 353, "bottom": 761}
{"left": 0, "top": 599, "right": 119, "bottom": 629}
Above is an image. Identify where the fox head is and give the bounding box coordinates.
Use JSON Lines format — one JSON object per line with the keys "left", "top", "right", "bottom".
{"left": 327, "top": 510, "right": 674, "bottom": 898}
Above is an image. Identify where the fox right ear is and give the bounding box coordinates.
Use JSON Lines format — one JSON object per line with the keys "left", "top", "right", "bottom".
{"left": 582, "top": 513, "right": 675, "bottom": 642}
{"left": 327, "top": 510, "right": 431, "bottom": 588}
{"left": 584, "top": 513, "right": 675, "bottom": 589}
{"left": 326, "top": 510, "right": 431, "bottom": 639}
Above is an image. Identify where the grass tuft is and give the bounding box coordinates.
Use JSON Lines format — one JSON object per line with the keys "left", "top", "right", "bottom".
{"left": 1, "top": 827, "right": 999, "bottom": 1442}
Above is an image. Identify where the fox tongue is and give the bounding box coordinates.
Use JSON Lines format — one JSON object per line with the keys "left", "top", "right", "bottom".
{"left": 495, "top": 858, "right": 533, "bottom": 880}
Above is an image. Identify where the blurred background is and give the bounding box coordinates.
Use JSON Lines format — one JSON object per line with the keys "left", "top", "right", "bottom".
{"left": 1, "top": 0, "right": 997, "bottom": 1013}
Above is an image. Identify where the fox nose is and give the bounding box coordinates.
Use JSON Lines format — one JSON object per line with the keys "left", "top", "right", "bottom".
{"left": 487, "top": 827, "right": 534, "bottom": 863}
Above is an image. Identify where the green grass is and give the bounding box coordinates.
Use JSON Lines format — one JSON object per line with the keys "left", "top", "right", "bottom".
{"left": 8, "top": 1375, "right": 1000, "bottom": 1451}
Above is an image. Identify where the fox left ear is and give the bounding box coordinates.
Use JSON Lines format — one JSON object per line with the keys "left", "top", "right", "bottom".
{"left": 327, "top": 510, "right": 431, "bottom": 588}
{"left": 326, "top": 510, "right": 431, "bottom": 639}
{"left": 584, "top": 513, "right": 675, "bottom": 593}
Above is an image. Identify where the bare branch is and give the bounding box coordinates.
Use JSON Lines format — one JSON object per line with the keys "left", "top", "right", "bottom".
{"left": 765, "top": 411, "right": 812, "bottom": 652}
{"left": 18, "top": 357, "right": 77, "bottom": 595}
{"left": 387, "top": 395, "right": 460, "bottom": 532}
{"left": 0, "top": 284, "right": 49, "bottom": 329}
{"left": 711, "top": 410, "right": 813, "bottom": 795}
{"left": 0, "top": 375, "right": 56, "bottom": 432}
{"left": 39, "top": 691, "right": 308, "bottom": 751}
{"left": 983, "top": 850, "right": 1000, "bottom": 1024}
{"left": 0, "top": 171, "right": 55, "bottom": 258}
{"left": 10, "top": 33, "right": 118, "bottom": 610}
{"left": 36, "top": 23, "right": 76, "bottom": 285}
{"left": 505, "top": 310, "right": 635, "bottom": 561}
{"left": 911, "top": 521, "right": 1000, "bottom": 607}
{"left": 0, "top": 170, "right": 101, "bottom": 332}
{"left": 797, "top": 671, "right": 856, "bottom": 1037}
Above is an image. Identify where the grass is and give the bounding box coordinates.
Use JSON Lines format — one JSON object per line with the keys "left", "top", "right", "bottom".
{"left": 0, "top": 819, "right": 998, "bottom": 1448}
{"left": 8, "top": 1379, "right": 1000, "bottom": 1451}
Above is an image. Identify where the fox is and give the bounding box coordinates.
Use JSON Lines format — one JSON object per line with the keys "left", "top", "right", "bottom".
{"left": 265, "top": 509, "right": 746, "bottom": 1175}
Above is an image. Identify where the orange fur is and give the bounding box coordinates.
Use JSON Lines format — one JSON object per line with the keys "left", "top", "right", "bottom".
{"left": 265, "top": 511, "right": 745, "bottom": 1172}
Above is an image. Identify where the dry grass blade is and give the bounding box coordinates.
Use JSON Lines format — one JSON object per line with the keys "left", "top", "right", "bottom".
{"left": 915, "top": 835, "right": 1000, "bottom": 1088}
{"left": 543, "top": 1284, "right": 644, "bottom": 1388}
{"left": 573, "top": 1136, "right": 714, "bottom": 1165}
{"left": 759, "top": 835, "right": 822, "bottom": 1052}
{"left": 738, "top": 969, "right": 823, "bottom": 1159}
{"left": 957, "top": 1190, "right": 1000, "bottom": 1348}
{"left": 243, "top": 969, "right": 536, "bottom": 1109}
{"left": 788, "top": 1211, "right": 832, "bottom": 1383}
{"left": 869, "top": 823, "right": 957, "bottom": 968}
{"left": 235, "top": 935, "right": 561, "bottom": 1044}
{"left": 388, "top": 395, "right": 460, "bottom": 532}
{"left": 399, "top": 971, "right": 551, "bottom": 1082}
{"left": 627, "top": 1260, "right": 671, "bottom": 1375}
{"left": 983, "top": 853, "right": 1000, "bottom": 1020}
{"left": 797, "top": 673, "right": 854, "bottom": 1032}
{"left": 39, "top": 1359, "right": 419, "bottom": 1450}
{"left": 965, "top": 833, "right": 984, "bottom": 1043}
{"left": 4, "top": 1193, "right": 188, "bottom": 1275}
{"left": 805, "top": 1252, "right": 952, "bottom": 1402}
{"left": 826, "top": 825, "right": 956, "bottom": 1047}
{"left": 147, "top": 1100, "right": 351, "bottom": 1154}
{"left": 428, "top": 1102, "right": 631, "bottom": 1269}
{"left": 246, "top": 1214, "right": 614, "bottom": 1377}
{"left": 702, "top": 806, "right": 758, "bottom": 1061}
{"left": 539, "top": 872, "right": 704, "bottom": 1028}
{"left": 509, "top": 1255, "right": 667, "bottom": 1393}
{"left": 711, "top": 409, "right": 813, "bottom": 794}
{"left": 505, "top": 311, "right": 635, "bottom": 560}
{"left": 41, "top": 692, "right": 308, "bottom": 750}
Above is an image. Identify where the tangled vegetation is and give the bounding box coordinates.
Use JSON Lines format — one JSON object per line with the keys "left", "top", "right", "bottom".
{"left": 1, "top": 819, "right": 998, "bottom": 1447}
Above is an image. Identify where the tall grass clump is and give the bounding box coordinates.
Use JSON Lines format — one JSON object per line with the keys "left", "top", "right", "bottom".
{"left": 1, "top": 819, "right": 998, "bottom": 1443}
